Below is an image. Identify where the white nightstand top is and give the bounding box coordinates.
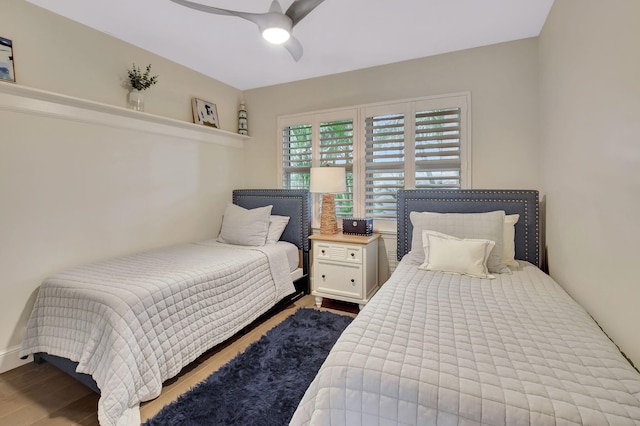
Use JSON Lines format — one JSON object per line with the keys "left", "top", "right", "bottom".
{"left": 309, "top": 232, "right": 380, "bottom": 245}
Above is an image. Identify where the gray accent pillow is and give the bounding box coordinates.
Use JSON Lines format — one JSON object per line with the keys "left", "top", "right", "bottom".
{"left": 217, "top": 203, "right": 273, "bottom": 246}
{"left": 409, "top": 210, "right": 510, "bottom": 274}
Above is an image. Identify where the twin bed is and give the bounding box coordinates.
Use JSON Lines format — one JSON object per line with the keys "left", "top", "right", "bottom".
{"left": 20, "top": 189, "right": 310, "bottom": 426}
{"left": 290, "top": 190, "right": 640, "bottom": 425}
{"left": 20, "top": 188, "right": 640, "bottom": 426}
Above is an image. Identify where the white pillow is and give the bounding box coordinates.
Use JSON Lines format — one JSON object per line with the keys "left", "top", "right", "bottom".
{"left": 409, "top": 210, "right": 509, "bottom": 274}
{"left": 418, "top": 229, "right": 456, "bottom": 260}
{"left": 267, "top": 215, "right": 290, "bottom": 244}
{"left": 503, "top": 214, "right": 520, "bottom": 268}
{"left": 216, "top": 203, "right": 272, "bottom": 246}
{"left": 419, "top": 230, "right": 495, "bottom": 279}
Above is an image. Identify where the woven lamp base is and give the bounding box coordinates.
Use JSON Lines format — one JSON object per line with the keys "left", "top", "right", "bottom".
{"left": 319, "top": 193, "right": 339, "bottom": 235}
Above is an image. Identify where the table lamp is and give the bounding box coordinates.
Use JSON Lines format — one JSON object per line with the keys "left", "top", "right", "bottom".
{"left": 310, "top": 166, "right": 346, "bottom": 235}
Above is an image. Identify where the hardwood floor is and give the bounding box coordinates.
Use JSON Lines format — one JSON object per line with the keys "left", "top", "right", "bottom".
{"left": 0, "top": 295, "right": 357, "bottom": 426}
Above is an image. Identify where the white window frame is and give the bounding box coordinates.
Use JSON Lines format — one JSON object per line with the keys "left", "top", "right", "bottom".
{"left": 277, "top": 92, "right": 471, "bottom": 232}
{"left": 278, "top": 108, "right": 358, "bottom": 228}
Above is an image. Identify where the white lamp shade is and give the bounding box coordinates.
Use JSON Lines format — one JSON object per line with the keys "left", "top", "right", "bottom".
{"left": 310, "top": 167, "right": 346, "bottom": 194}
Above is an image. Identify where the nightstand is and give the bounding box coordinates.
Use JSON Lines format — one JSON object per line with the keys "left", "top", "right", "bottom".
{"left": 310, "top": 233, "right": 380, "bottom": 310}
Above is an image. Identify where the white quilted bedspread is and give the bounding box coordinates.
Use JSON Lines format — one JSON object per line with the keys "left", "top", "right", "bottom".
{"left": 291, "top": 260, "right": 640, "bottom": 425}
{"left": 20, "top": 240, "right": 294, "bottom": 426}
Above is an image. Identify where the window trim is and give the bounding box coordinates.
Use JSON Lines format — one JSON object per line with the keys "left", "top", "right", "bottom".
{"left": 277, "top": 92, "right": 471, "bottom": 232}
{"left": 278, "top": 108, "right": 359, "bottom": 228}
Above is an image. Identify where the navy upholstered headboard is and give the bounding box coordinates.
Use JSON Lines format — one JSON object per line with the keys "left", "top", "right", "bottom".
{"left": 232, "top": 189, "right": 311, "bottom": 252}
{"left": 233, "top": 189, "right": 312, "bottom": 294}
{"left": 397, "top": 190, "right": 540, "bottom": 267}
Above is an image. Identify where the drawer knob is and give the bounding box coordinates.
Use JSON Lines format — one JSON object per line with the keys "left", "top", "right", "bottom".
{"left": 350, "top": 253, "right": 355, "bottom": 257}
{"left": 321, "top": 249, "right": 325, "bottom": 254}
{"left": 322, "top": 274, "right": 326, "bottom": 279}
{"left": 350, "top": 279, "right": 355, "bottom": 283}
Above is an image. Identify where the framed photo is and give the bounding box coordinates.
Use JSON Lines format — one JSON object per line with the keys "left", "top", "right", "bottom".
{"left": 0, "top": 36, "right": 15, "bottom": 83}
{"left": 191, "top": 98, "right": 219, "bottom": 129}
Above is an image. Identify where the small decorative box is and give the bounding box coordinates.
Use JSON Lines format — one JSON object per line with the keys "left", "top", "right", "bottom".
{"left": 342, "top": 218, "right": 373, "bottom": 236}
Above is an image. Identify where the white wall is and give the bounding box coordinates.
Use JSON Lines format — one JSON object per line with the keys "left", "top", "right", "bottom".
{"left": 0, "top": 0, "right": 246, "bottom": 371}
{"left": 2, "top": 0, "right": 242, "bottom": 129}
{"left": 6, "top": 0, "right": 638, "bottom": 377}
{"left": 539, "top": 0, "right": 640, "bottom": 366}
{"left": 243, "top": 38, "right": 542, "bottom": 284}
{"left": 243, "top": 38, "right": 541, "bottom": 191}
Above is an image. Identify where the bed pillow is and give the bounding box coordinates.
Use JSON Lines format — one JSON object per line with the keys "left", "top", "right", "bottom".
{"left": 409, "top": 210, "right": 510, "bottom": 274}
{"left": 216, "top": 203, "right": 273, "bottom": 246}
{"left": 419, "top": 230, "right": 495, "bottom": 279}
{"left": 418, "top": 229, "right": 457, "bottom": 260}
{"left": 267, "top": 215, "right": 290, "bottom": 244}
{"left": 503, "top": 214, "right": 520, "bottom": 268}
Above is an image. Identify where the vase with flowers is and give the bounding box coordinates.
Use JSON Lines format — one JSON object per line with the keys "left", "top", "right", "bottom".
{"left": 126, "top": 63, "right": 158, "bottom": 111}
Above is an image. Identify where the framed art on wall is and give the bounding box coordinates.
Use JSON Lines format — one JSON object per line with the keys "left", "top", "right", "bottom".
{"left": 192, "top": 98, "right": 219, "bottom": 128}
{"left": 0, "top": 36, "right": 15, "bottom": 83}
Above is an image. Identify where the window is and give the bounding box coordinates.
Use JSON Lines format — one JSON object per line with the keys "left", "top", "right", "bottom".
{"left": 364, "top": 112, "right": 405, "bottom": 219}
{"left": 319, "top": 119, "right": 353, "bottom": 217}
{"left": 280, "top": 110, "right": 356, "bottom": 225}
{"left": 278, "top": 93, "right": 469, "bottom": 229}
{"left": 282, "top": 123, "right": 312, "bottom": 190}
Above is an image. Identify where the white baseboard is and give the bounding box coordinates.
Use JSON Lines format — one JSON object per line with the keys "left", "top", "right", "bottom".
{"left": 0, "top": 345, "right": 32, "bottom": 374}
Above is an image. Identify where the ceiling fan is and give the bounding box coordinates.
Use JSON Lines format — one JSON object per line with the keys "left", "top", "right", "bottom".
{"left": 169, "top": 0, "right": 325, "bottom": 61}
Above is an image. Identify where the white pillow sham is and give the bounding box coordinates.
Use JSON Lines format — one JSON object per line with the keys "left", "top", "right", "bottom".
{"left": 503, "top": 214, "right": 520, "bottom": 268}
{"left": 267, "top": 215, "right": 290, "bottom": 244}
{"left": 216, "top": 203, "right": 272, "bottom": 246}
{"left": 409, "top": 210, "right": 510, "bottom": 274}
{"left": 419, "top": 230, "right": 495, "bottom": 279}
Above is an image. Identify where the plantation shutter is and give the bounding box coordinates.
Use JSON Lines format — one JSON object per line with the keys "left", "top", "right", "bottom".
{"left": 364, "top": 112, "right": 405, "bottom": 219}
{"left": 279, "top": 93, "right": 468, "bottom": 227}
{"left": 282, "top": 123, "right": 312, "bottom": 189}
{"left": 414, "top": 107, "right": 462, "bottom": 189}
{"left": 319, "top": 119, "right": 354, "bottom": 218}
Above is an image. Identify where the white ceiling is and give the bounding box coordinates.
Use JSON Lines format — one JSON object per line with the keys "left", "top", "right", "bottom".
{"left": 26, "top": 0, "right": 554, "bottom": 90}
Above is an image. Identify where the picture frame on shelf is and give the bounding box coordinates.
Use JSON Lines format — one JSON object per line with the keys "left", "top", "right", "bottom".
{"left": 191, "top": 98, "right": 219, "bottom": 128}
{"left": 0, "top": 36, "right": 16, "bottom": 83}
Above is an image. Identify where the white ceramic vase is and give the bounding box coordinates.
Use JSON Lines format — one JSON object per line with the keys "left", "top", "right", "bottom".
{"left": 128, "top": 89, "right": 145, "bottom": 111}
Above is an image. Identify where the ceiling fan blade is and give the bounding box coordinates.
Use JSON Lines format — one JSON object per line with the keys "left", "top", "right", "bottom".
{"left": 284, "top": 35, "right": 303, "bottom": 62}
{"left": 267, "top": 0, "right": 284, "bottom": 14}
{"left": 169, "top": 0, "right": 267, "bottom": 27}
{"left": 285, "top": 0, "right": 325, "bottom": 27}
{"left": 171, "top": 0, "right": 301, "bottom": 59}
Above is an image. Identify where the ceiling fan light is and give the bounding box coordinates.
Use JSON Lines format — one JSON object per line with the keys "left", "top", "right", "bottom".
{"left": 262, "top": 27, "right": 290, "bottom": 44}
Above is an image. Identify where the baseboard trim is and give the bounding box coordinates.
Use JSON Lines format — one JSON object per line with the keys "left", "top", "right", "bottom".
{"left": 0, "top": 345, "right": 32, "bottom": 373}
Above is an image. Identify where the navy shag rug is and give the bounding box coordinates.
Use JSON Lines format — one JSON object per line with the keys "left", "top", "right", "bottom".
{"left": 144, "top": 308, "right": 353, "bottom": 426}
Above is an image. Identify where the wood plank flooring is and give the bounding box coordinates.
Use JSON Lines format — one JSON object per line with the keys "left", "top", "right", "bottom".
{"left": 0, "top": 295, "right": 357, "bottom": 426}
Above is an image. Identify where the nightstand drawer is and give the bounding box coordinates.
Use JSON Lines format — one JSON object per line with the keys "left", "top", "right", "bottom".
{"left": 314, "top": 262, "right": 362, "bottom": 299}
{"left": 315, "top": 243, "right": 362, "bottom": 264}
